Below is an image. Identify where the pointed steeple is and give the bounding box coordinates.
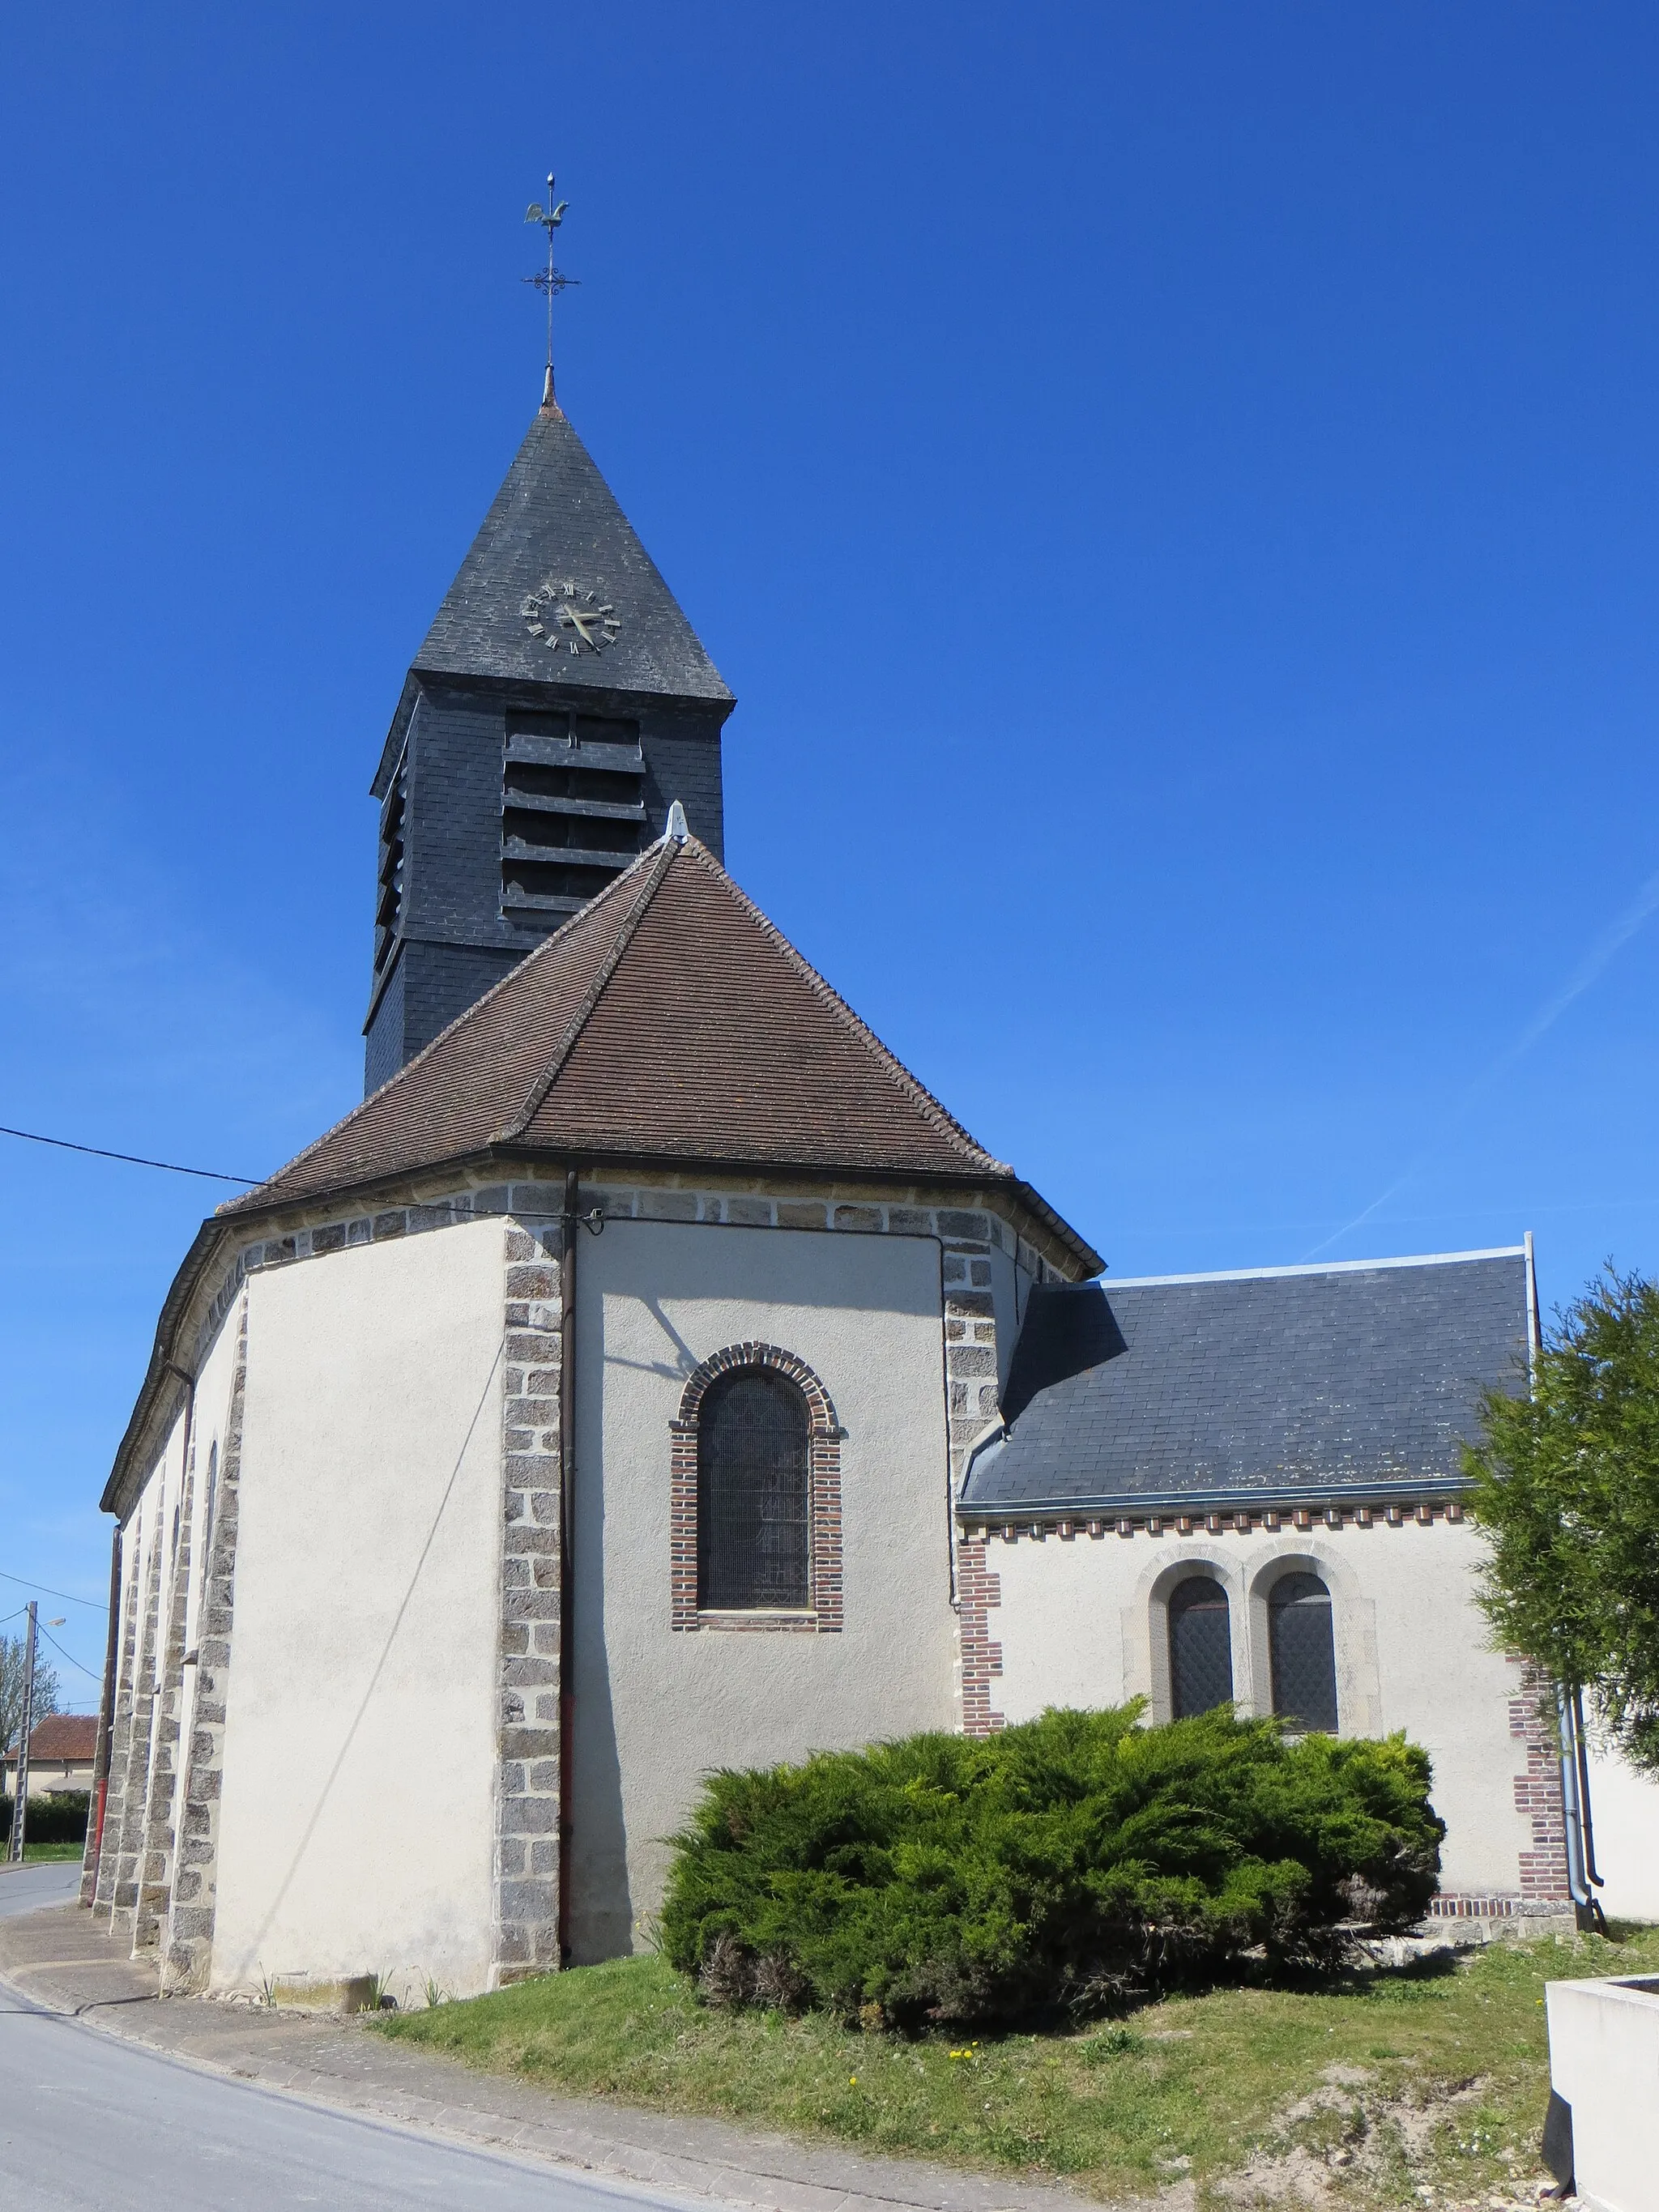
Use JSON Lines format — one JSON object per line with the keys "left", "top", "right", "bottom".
{"left": 413, "top": 401, "right": 731, "bottom": 705}
{"left": 365, "top": 392, "right": 734, "bottom": 1097}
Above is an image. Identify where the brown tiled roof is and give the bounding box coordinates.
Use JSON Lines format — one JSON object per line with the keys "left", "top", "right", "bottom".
{"left": 228, "top": 837, "right": 1057, "bottom": 1217}
{"left": 6, "top": 1715, "right": 97, "bottom": 1763}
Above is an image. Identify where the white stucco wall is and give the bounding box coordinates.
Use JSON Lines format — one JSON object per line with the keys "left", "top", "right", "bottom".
{"left": 211, "top": 1220, "right": 504, "bottom": 1998}
{"left": 571, "top": 1219, "right": 958, "bottom": 1961}
{"left": 986, "top": 1243, "right": 1038, "bottom": 1397}
{"left": 987, "top": 1518, "right": 1532, "bottom": 1897}
{"left": 1585, "top": 1744, "right": 1659, "bottom": 1924}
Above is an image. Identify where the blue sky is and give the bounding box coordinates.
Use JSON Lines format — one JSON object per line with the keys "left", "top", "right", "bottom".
{"left": 6, "top": 4, "right": 1659, "bottom": 1692}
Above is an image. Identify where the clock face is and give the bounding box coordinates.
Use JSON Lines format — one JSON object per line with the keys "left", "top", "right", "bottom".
{"left": 521, "top": 578, "right": 623, "bottom": 656}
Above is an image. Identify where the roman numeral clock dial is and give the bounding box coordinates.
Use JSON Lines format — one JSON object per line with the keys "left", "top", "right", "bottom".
{"left": 521, "top": 578, "right": 623, "bottom": 655}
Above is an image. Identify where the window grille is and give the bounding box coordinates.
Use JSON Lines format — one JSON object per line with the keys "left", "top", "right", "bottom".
{"left": 697, "top": 1367, "right": 809, "bottom": 1609}
{"left": 1167, "top": 1575, "right": 1233, "bottom": 1717}
{"left": 1269, "top": 1571, "right": 1338, "bottom": 1733}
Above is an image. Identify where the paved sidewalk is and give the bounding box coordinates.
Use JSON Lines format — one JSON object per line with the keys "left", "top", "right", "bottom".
{"left": 0, "top": 1898, "right": 1110, "bottom": 2212}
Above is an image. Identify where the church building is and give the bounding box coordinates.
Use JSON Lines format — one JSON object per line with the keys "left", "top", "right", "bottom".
{"left": 80, "top": 367, "right": 1650, "bottom": 2002}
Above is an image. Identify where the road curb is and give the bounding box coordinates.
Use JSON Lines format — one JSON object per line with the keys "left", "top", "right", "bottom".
{"left": 0, "top": 1903, "right": 1110, "bottom": 2212}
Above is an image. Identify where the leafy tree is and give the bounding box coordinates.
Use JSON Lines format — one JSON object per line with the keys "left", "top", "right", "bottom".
{"left": 0, "top": 1634, "right": 61, "bottom": 1757}
{"left": 1465, "top": 1265, "right": 1659, "bottom": 1774}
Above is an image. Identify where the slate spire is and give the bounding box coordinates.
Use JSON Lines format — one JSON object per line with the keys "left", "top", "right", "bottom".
{"left": 412, "top": 399, "right": 731, "bottom": 704}
{"left": 364, "top": 389, "right": 734, "bottom": 1094}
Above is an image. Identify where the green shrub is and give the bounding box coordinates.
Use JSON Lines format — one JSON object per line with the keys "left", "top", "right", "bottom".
{"left": 0, "top": 1791, "right": 89, "bottom": 1846}
{"left": 660, "top": 1705, "right": 1443, "bottom": 2031}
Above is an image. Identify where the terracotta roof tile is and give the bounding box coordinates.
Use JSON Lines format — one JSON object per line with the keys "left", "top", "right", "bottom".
{"left": 6, "top": 1714, "right": 97, "bottom": 1763}
{"left": 227, "top": 837, "right": 1071, "bottom": 1222}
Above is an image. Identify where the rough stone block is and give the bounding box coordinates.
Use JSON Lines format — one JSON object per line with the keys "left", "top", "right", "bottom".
{"left": 833, "top": 1205, "right": 882, "bottom": 1231}
{"left": 937, "top": 1210, "right": 991, "bottom": 1241}
{"left": 501, "top": 1726, "right": 560, "bottom": 1761}
{"left": 504, "top": 1796, "right": 557, "bottom": 1835}
{"left": 777, "top": 1201, "right": 825, "bottom": 1230}
{"left": 503, "top": 1590, "right": 559, "bottom": 1623}
{"left": 948, "top": 1345, "right": 996, "bottom": 1378}
{"left": 499, "top": 1877, "right": 556, "bottom": 1920}
{"left": 726, "top": 1197, "right": 772, "bottom": 1225}
{"left": 641, "top": 1190, "right": 697, "bottom": 1221}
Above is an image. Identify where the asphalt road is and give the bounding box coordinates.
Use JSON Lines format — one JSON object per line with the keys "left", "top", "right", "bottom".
{"left": 0, "top": 1865, "right": 689, "bottom": 2212}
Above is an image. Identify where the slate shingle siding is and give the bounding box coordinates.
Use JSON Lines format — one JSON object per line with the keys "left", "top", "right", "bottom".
{"left": 965, "top": 1256, "right": 1529, "bottom": 1511}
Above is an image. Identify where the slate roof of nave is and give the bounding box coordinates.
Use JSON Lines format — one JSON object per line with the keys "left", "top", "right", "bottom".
{"left": 411, "top": 399, "right": 732, "bottom": 705}
{"left": 961, "top": 1250, "right": 1530, "bottom": 1512}
{"left": 223, "top": 833, "right": 1100, "bottom": 1268}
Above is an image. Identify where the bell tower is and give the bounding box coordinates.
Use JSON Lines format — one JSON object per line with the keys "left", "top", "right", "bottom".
{"left": 363, "top": 389, "right": 733, "bottom": 1092}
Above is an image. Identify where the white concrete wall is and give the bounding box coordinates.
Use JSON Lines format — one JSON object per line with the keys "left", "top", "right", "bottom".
{"left": 210, "top": 1220, "right": 504, "bottom": 1999}
{"left": 988, "top": 1518, "right": 1531, "bottom": 1897}
{"left": 1585, "top": 1744, "right": 1659, "bottom": 1924}
{"left": 1546, "top": 1975, "right": 1659, "bottom": 2212}
{"left": 572, "top": 1219, "right": 958, "bottom": 1961}
{"left": 986, "top": 1242, "right": 1038, "bottom": 1399}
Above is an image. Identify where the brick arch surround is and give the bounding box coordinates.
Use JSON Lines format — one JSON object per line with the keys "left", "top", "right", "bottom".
{"left": 670, "top": 1345, "right": 843, "bottom": 1632}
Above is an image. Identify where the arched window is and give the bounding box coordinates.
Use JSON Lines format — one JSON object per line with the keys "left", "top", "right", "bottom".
{"left": 1269, "top": 1571, "right": 1338, "bottom": 1733}
{"left": 697, "top": 1367, "right": 810, "bottom": 1610}
{"left": 1167, "top": 1575, "right": 1233, "bottom": 1717}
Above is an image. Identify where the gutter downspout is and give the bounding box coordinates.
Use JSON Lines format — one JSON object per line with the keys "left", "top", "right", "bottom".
{"left": 557, "top": 1167, "right": 578, "bottom": 1967}
{"left": 1526, "top": 1234, "right": 1607, "bottom": 1934}
{"left": 1559, "top": 1686, "right": 1608, "bottom": 1934}
{"left": 82, "top": 1524, "right": 124, "bottom": 1904}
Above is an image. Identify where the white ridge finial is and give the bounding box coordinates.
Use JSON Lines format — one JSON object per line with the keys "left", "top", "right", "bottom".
{"left": 665, "top": 800, "right": 689, "bottom": 842}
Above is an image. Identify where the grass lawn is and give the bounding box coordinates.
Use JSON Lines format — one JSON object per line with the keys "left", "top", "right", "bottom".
{"left": 376, "top": 1924, "right": 1659, "bottom": 2206}
{"left": 13, "top": 1841, "right": 83, "bottom": 1862}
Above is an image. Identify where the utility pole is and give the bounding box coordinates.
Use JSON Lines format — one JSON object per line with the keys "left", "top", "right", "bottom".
{"left": 7, "top": 1603, "right": 36, "bottom": 1864}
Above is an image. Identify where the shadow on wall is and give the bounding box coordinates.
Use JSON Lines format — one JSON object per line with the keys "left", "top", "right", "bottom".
{"left": 1002, "top": 1285, "right": 1126, "bottom": 1426}
{"left": 571, "top": 1420, "right": 634, "bottom": 1966}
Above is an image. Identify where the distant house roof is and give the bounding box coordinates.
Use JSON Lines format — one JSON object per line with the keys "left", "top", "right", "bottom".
{"left": 4, "top": 1715, "right": 97, "bottom": 1765}
{"left": 960, "top": 1250, "right": 1530, "bottom": 1517}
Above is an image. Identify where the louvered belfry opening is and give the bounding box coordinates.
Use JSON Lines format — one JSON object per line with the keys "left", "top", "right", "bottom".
{"left": 1167, "top": 1575, "right": 1234, "bottom": 1718}
{"left": 697, "top": 1367, "right": 810, "bottom": 1610}
{"left": 501, "top": 708, "right": 647, "bottom": 925}
{"left": 1269, "top": 1571, "right": 1339, "bottom": 1733}
{"left": 372, "top": 752, "right": 407, "bottom": 979}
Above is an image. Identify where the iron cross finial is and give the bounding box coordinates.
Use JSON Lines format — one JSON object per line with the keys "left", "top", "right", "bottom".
{"left": 524, "top": 171, "right": 578, "bottom": 404}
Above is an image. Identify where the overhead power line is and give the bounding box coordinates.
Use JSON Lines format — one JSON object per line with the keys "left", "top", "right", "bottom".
{"left": 36, "top": 1622, "right": 103, "bottom": 1686}
{"left": 0, "top": 1123, "right": 258, "bottom": 1187}
{"left": 0, "top": 1568, "right": 108, "bottom": 1613}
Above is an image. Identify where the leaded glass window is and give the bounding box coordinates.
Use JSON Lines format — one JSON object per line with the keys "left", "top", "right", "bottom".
{"left": 697, "top": 1368, "right": 809, "bottom": 1609}
{"left": 1167, "top": 1575, "right": 1233, "bottom": 1717}
{"left": 1269, "top": 1571, "right": 1338, "bottom": 1733}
